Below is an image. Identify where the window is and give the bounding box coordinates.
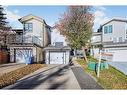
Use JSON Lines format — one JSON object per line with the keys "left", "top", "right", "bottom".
{"left": 24, "top": 23, "right": 33, "bottom": 32}
{"left": 113, "top": 37, "right": 117, "bottom": 43}
{"left": 119, "top": 37, "right": 123, "bottom": 42}
{"left": 104, "top": 25, "right": 113, "bottom": 34}
{"left": 104, "top": 26, "right": 108, "bottom": 34}
{"left": 109, "top": 25, "right": 112, "bottom": 33}
{"left": 126, "top": 30, "right": 127, "bottom": 39}
{"left": 55, "top": 42, "right": 63, "bottom": 47}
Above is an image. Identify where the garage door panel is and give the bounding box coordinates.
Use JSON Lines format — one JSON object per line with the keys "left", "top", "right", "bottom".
{"left": 113, "top": 50, "right": 127, "bottom": 62}
{"left": 16, "top": 49, "right": 33, "bottom": 63}
{"left": 49, "top": 52, "right": 64, "bottom": 64}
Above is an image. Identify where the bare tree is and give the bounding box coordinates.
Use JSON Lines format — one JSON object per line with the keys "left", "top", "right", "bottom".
{"left": 57, "top": 6, "right": 94, "bottom": 63}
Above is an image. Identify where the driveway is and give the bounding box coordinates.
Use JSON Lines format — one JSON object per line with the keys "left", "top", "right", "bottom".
{"left": 108, "top": 61, "right": 127, "bottom": 75}
{"left": 3, "top": 64, "right": 81, "bottom": 89}
{"left": 3, "top": 63, "right": 103, "bottom": 89}
{"left": 0, "top": 63, "right": 26, "bottom": 75}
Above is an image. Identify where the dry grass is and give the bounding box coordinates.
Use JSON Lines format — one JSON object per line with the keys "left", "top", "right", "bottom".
{"left": 0, "top": 64, "right": 45, "bottom": 88}
{"left": 76, "top": 58, "right": 127, "bottom": 89}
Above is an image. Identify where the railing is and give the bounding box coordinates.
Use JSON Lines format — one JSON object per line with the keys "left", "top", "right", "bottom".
{"left": 8, "top": 35, "right": 42, "bottom": 46}
{"left": 103, "top": 41, "right": 127, "bottom": 47}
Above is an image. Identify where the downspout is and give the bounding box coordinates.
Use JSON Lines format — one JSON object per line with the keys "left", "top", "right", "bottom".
{"left": 22, "top": 22, "right": 25, "bottom": 44}
{"left": 43, "top": 23, "right": 45, "bottom": 47}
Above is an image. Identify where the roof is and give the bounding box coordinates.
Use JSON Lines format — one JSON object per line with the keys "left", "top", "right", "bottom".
{"left": 92, "top": 32, "right": 102, "bottom": 36}
{"left": 44, "top": 46, "right": 71, "bottom": 51}
{"left": 12, "top": 29, "right": 23, "bottom": 33}
{"left": 19, "top": 14, "right": 44, "bottom": 23}
{"left": 9, "top": 43, "right": 43, "bottom": 48}
{"left": 102, "top": 18, "right": 127, "bottom": 26}
{"left": 18, "top": 14, "right": 51, "bottom": 27}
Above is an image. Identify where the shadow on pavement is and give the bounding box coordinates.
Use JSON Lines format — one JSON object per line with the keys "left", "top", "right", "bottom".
{"left": 5, "top": 64, "right": 70, "bottom": 89}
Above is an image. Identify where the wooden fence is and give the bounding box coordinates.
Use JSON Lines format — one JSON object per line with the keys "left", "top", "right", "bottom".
{"left": 0, "top": 51, "right": 9, "bottom": 64}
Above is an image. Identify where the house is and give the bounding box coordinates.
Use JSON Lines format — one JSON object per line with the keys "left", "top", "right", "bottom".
{"left": 90, "top": 31, "right": 102, "bottom": 56}
{"left": 91, "top": 18, "right": 127, "bottom": 62}
{"left": 9, "top": 14, "right": 51, "bottom": 63}
{"left": 44, "top": 27, "right": 71, "bottom": 64}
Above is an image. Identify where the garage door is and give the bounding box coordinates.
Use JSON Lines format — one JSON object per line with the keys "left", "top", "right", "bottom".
{"left": 113, "top": 50, "right": 127, "bottom": 62}
{"left": 15, "top": 49, "right": 32, "bottom": 63}
{"left": 49, "top": 52, "right": 65, "bottom": 64}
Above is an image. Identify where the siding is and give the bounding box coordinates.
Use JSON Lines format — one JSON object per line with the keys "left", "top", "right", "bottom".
{"left": 51, "top": 29, "right": 67, "bottom": 46}
{"left": 102, "top": 21, "right": 126, "bottom": 42}
{"left": 23, "top": 19, "right": 51, "bottom": 47}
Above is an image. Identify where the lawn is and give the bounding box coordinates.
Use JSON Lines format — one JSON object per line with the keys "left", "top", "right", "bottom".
{"left": 0, "top": 64, "right": 45, "bottom": 88}
{"left": 76, "top": 57, "right": 127, "bottom": 89}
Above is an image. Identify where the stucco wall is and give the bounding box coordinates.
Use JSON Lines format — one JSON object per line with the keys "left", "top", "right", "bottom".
{"left": 102, "top": 21, "right": 126, "bottom": 42}
{"left": 51, "top": 29, "right": 67, "bottom": 46}
{"left": 43, "top": 26, "right": 51, "bottom": 47}
{"left": 23, "top": 19, "right": 50, "bottom": 47}
{"left": 36, "top": 46, "right": 44, "bottom": 63}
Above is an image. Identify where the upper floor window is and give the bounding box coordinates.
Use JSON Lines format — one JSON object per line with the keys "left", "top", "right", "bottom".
{"left": 104, "top": 26, "right": 108, "bottom": 34}
{"left": 125, "top": 30, "right": 127, "bottom": 39}
{"left": 104, "top": 25, "right": 113, "bottom": 34}
{"left": 109, "top": 25, "right": 112, "bottom": 33}
{"left": 24, "top": 23, "right": 33, "bottom": 32}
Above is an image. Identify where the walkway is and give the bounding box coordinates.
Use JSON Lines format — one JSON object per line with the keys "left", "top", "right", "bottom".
{"left": 71, "top": 62, "right": 103, "bottom": 89}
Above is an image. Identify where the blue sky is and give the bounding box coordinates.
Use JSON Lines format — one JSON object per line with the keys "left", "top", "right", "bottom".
{"left": 4, "top": 6, "right": 127, "bottom": 31}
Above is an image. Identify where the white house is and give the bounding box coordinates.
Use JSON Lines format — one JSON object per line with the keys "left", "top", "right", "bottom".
{"left": 91, "top": 32, "right": 102, "bottom": 56}
{"left": 9, "top": 14, "right": 51, "bottom": 63}
{"left": 44, "top": 28, "right": 71, "bottom": 64}
{"left": 92, "top": 18, "right": 127, "bottom": 62}
{"left": 102, "top": 18, "right": 127, "bottom": 62}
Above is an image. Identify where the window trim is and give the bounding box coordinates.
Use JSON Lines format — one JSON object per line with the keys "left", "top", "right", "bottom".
{"left": 104, "top": 26, "right": 108, "bottom": 34}
{"left": 108, "top": 25, "right": 113, "bottom": 33}
{"left": 24, "top": 23, "right": 33, "bottom": 32}
{"left": 104, "top": 25, "right": 113, "bottom": 34}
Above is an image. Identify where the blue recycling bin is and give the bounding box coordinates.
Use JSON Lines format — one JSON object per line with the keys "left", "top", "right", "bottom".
{"left": 25, "top": 56, "right": 33, "bottom": 64}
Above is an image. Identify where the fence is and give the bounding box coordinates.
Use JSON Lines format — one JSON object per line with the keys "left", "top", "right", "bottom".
{"left": 0, "top": 51, "right": 9, "bottom": 64}
{"left": 95, "top": 53, "right": 113, "bottom": 62}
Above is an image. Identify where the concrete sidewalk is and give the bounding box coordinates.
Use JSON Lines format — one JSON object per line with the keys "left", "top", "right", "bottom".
{"left": 3, "top": 64, "right": 81, "bottom": 89}
{"left": 71, "top": 61, "right": 103, "bottom": 89}
{"left": 0, "top": 63, "right": 26, "bottom": 75}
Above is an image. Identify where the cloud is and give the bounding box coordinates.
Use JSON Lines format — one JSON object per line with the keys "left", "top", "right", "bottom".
{"left": 95, "top": 6, "right": 106, "bottom": 11}
{"left": 3, "top": 7, "right": 21, "bottom": 22}
{"left": 5, "top": 10, "right": 21, "bottom": 22}
{"left": 93, "top": 6, "right": 110, "bottom": 31}
{"left": 2, "top": 6, "right": 22, "bottom": 28}
{"left": 94, "top": 6, "right": 109, "bottom": 25}
{"left": 13, "top": 9, "right": 19, "bottom": 14}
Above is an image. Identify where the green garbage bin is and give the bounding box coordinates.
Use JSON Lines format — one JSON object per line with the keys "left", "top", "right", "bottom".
{"left": 103, "top": 62, "right": 109, "bottom": 69}
{"left": 88, "top": 62, "right": 96, "bottom": 71}
{"left": 100, "top": 63, "right": 104, "bottom": 70}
